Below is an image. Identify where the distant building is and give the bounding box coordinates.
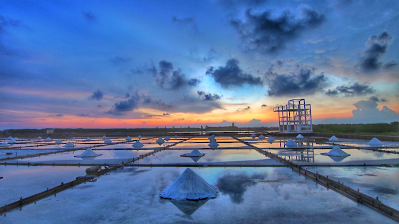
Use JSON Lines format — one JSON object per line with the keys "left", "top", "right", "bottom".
{"left": 273, "top": 99, "right": 313, "bottom": 133}
{"left": 46, "top": 129, "right": 55, "bottom": 134}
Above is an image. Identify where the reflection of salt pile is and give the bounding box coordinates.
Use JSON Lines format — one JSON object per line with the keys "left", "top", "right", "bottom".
{"left": 296, "top": 134, "right": 304, "bottom": 139}
{"left": 132, "top": 140, "right": 144, "bottom": 149}
{"left": 165, "top": 136, "right": 170, "bottom": 141}
{"left": 74, "top": 148, "right": 103, "bottom": 158}
{"left": 45, "top": 137, "right": 52, "bottom": 142}
{"left": 368, "top": 138, "right": 383, "bottom": 147}
{"left": 251, "top": 133, "right": 256, "bottom": 139}
{"left": 259, "top": 134, "right": 265, "bottom": 140}
{"left": 321, "top": 146, "right": 350, "bottom": 157}
{"left": 267, "top": 136, "right": 275, "bottom": 143}
{"left": 55, "top": 139, "right": 62, "bottom": 144}
{"left": 104, "top": 138, "right": 113, "bottom": 144}
{"left": 64, "top": 142, "right": 74, "bottom": 148}
{"left": 0, "top": 142, "right": 10, "bottom": 148}
{"left": 285, "top": 139, "right": 297, "bottom": 148}
{"left": 169, "top": 199, "right": 208, "bottom": 216}
{"left": 329, "top": 135, "right": 339, "bottom": 142}
{"left": 126, "top": 136, "right": 132, "bottom": 141}
{"left": 8, "top": 138, "right": 16, "bottom": 144}
{"left": 86, "top": 137, "right": 91, "bottom": 141}
{"left": 156, "top": 137, "right": 165, "bottom": 145}
{"left": 208, "top": 138, "right": 219, "bottom": 148}
{"left": 160, "top": 168, "right": 218, "bottom": 200}
{"left": 181, "top": 149, "right": 205, "bottom": 157}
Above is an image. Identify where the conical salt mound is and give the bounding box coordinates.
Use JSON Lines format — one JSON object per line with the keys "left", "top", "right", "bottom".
{"left": 174, "top": 135, "right": 178, "bottom": 139}
{"left": 74, "top": 148, "right": 103, "bottom": 158}
{"left": 45, "top": 137, "right": 52, "bottom": 142}
{"left": 37, "top": 136, "right": 42, "bottom": 140}
{"left": 8, "top": 138, "right": 16, "bottom": 144}
{"left": 368, "top": 138, "right": 383, "bottom": 147}
{"left": 102, "top": 135, "right": 107, "bottom": 139}
{"left": 322, "top": 146, "right": 350, "bottom": 157}
{"left": 329, "top": 136, "right": 339, "bottom": 142}
{"left": 160, "top": 168, "right": 218, "bottom": 200}
{"left": 14, "top": 137, "right": 19, "bottom": 141}
{"left": 296, "top": 134, "right": 304, "bottom": 139}
{"left": 208, "top": 139, "right": 219, "bottom": 148}
{"left": 259, "top": 134, "right": 265, "bottom": 140}
{"left": 0, "top": 142, "right": 10, "bottom": 148}
{"left": 165, "top": 136, "right": 170, "bottom": 141}
{"left": 267, "top": 136, "right": 275, "bottom": 143}
{"left": 208, "top": 135, "right": 215, "bottom": 140}
{"left": 132, "top": 140, "right": 144, "bottom": 149}
{"left": 86, "top": 137, "right": 91, "bottom": 141}
{"left": 7, "top": 136, "right": 13, "bottom": 140}
{"left": 55, "top": 139, "right": 62, "bottom": 144}
{"left": 181, "top": 149, "right": 205, "bottom": 157}
{"left": 156, "top": 137, "right": 165, "bottom": 145}
{"left": 64, "top": 142, "right": 74, "bottom": 148}
{"left": 126, "top": 136, "right": 132, "bottom": 141}
{"left": 251, "top": 133, "right": 256, "bottom": 139}
{"left": 138, "top": 135, "right": 142, "bottom": 139}
{"left": 104, "top": 138, "right": 112, "bottom": 144}
{"left": 285, "top": 139, "right": 297, "bottom": 147}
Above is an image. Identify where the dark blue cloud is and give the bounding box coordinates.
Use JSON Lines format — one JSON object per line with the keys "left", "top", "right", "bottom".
{"left": 50, "top": 113, "right": 63, "bottom": 117}
{"left": 107, "top": 93, "right": 140, "bottom": 115}
{"left": 326, "top": 82, "right": 375, "bottom": 97}
{"left": 206, "top": 58, "right": 263, "bottom": 88}
{"left": 77, "top": 113, "right": 90, "bottom": 117}
{"left": 153, "top": 60, "right": 200, "bottom": 90}
{"left": 356, "top": 31, "right": 396, "bottom": 74}
{"left": 89, "top": 89, "right": 104, "bottom": 100}
{"left": 82, "top": 12, "right": 96, "bottom": 22}
{"left": 265, "top": 67, "right": 326, "bottom": 96}
{"left": 231, "top": 7, "right": 325, "bottom": 54}
{"left": 197, "top": 91, "right": 221, "bottom": 101}
{"left": 369, "top": 96, "right": 387, "bottom": 102}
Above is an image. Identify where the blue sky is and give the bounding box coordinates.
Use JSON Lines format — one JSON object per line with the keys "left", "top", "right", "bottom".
{"left": 0, "top": 0, "right": 398, "bottom": 129}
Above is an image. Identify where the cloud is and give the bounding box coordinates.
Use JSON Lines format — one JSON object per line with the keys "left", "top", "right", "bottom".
{"left": 82, "top": 12, "right": 96, "bottom": 22}
{"left": 216, "top": 172, "right": 267, "bottom": 204}
{"left": 172, "top": 16, "right": 198, "bottom": 33}
{"left": 356, "top": 31, "right": 396, "bottom": 74}
{"left": 0, "top": 15, "right": 20, "bottom": 56}
{"left": 325, "top": 82, "right": 375, "bottom": 97}
{"left": 218, "top": 0, "right": 267, "bottom": 9}
{"left": 248, "top": 118, "right": 261, "bottom": 125}
{"left": 261, "top": 104, "right": 267, "bottom": 107}
{"left": 77, "top": 113, "right": 90, "bottom": 117}
{"left": 237, "top": 106, "right": 250, "bottom": 112}
{"left": 49, "top": 113, "right": 63, "bottom": 117}
{"left": 197, "top": 91, "right": 222, "bottom": 101}
{"left": 265, "top": 66, "right": 326, "bottom": 96}
{"left": 206, "top": 58, "right": 263, "bottom": 88}
{"left": 152, "top": 60, "right": 200, "bottom": 90}
{"left": 110, "top": 56, "right": 132, "bottom": 65}
{"left": 230, "top": 7, "right": 325, "bottom": 54}
{"left": 316, "top": 100, "right": 399, "bottom": 124}
{"left": 89, "top": 89, "right": 104, "bottom": 100}
{"left": 163, "top": 113, "right": 170, "bottom": 116}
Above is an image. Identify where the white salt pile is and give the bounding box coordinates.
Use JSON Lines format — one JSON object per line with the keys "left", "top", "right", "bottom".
{"left": 165, "top": 136, "right": 171, "bottom": 141}
{"left": 104, "top": 138, "right": 113, "bottom": 144}
{"left": 160, "top": 168, "right": 218, "bottom": 200}
{"left": 102, "top": 135, "right": 107, "bottom": 139}
{"left": 174, "top": 135, "right": 178, "bottom": 139}
{"left": 181, "top": 149, "right": 205, "bottom": 157}
{"left": 45, "top": 137, "right": 52, "bottom": 142}
{"left": 55, "top": 139, "right": 62, "bottom": 144}
{"left": 64, "top": 142, "right": 74, "bottom": 148}
{"left": 285, "top": 139, "right": 297, "bottom": 148}
{"left": 138, "top": 135, "right": 142, "bottom": 140}
{"left": 14, "top": 137, "right": 19, "bottom": 141}
{"left": 296, "top": 134, "right": 304, "bottom": 139}
{"left": 156, "top": 137, "right": 165, "bottom": 145}
{"left": 132, "top": 140, "right": 144, "bottom": 149}
{"left": 7, "top": 136, "right": 13, "bottom": 140}
{"left": 267, "top": 136, "right": 275, "bottom": 143}
{"left": 329, "top": 135, "right": 339, "bottom": 142}
{"left": 259, "top": 134, "right": 265, "bottom": 140}
{"left": 0, "top": 142, "right": 9, "bottom": 148}
{"left": 126, "top": 136, "right": 132, "bottom": 141}
{"left": 368, "top": 138, "right": 383, "bottom": 147}
{"left": 321, "top": 146, "right": 350, "bottom": 157}
{"left": 37, "top": 136, "right": 42, "bottom": 140}
{"left": 208, "top": 138, "right": 219, "bottom": 148}
{"left": 251, "top": 133, "right": 256, "bottom": 139}
{"left": 74, "top": 148, "right": 103, "bottom": 158}
{"left": 7, "top": 138, "right": 16, "bottom": 144}
{"left": 208, "top": 134, "right": 215, "bottom": 140}
{"left": 86, "top": 137, "right": 91, "bottom": 141}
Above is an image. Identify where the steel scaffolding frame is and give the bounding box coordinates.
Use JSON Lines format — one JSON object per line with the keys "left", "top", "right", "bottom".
{"left": 273, "top": 99, "right": 313, "bottom": 133}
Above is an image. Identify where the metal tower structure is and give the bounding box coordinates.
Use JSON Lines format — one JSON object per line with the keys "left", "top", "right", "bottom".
{"left": 273, "top": 99, "right": 313, "bottom": 133}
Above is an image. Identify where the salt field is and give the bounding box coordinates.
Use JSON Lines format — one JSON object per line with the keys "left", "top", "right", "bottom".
{"left": 1, "top": 134, "right": 398, "bottom": 224}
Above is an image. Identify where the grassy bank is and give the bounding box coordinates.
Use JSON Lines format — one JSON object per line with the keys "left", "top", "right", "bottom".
{"left": 314, "top": 122, "right": 399, "bottom": 136}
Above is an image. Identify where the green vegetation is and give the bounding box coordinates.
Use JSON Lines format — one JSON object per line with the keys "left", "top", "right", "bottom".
{"left": 314, "top": 122, "right": 399, "bottom": 136}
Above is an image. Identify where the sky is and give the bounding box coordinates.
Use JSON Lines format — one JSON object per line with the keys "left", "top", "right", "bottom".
{"left": 0, "top": 0, "right": 399, "bottom": 129}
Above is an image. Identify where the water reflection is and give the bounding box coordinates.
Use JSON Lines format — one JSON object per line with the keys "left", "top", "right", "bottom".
{"left": 169, "top": 199, "right": 209, "bottom": 218}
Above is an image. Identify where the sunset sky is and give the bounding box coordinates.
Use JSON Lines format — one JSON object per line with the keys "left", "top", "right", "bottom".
{"left": 0, "top": 0, "right": 398, "bottom": 129}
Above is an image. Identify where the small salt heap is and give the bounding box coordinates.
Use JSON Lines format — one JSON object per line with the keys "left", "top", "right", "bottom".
{"left": 160, "top": 168, "right": 218, "bottom": 200}
{"left": 267, "top": 136, "right": 275, "bottom": 143}
{"left": 7, "top": 136, "right": 13, "bottom": 140}
{"left": 165, "top": 136, "right": 171, "bottom": 141}
{"left": 55, "top": 139, "right": 62, "bottom": 144}
{"left": 86, "top": 137, "right": 91, "bottom": 141}
{"left": 156, "top": 137, "right": 165, "bottom": 145}
{"left": 285, "top": 139, "right": 297, "bottom": 148}
{"left": 37, "top": 136, "right": 42, "bottom": 140}
{"left": 251, "top": 133, "right": 256, "bottom": 139}
{"left": 64, "top": 142, "right": 74, "bottom": 148}
{"left": 259, "top": 134, "right": 265, "bottom": 140}
{"left": 138, "top": 135, "right": 142, "bottom": 140}
{"left": 329, "top": 135, "right": 339, "bottom": 142}
{"left": 321, "top": 146, "right": 350, "bottom": 157}
{"left": 126, "top": 136, "right": 132, "bottom": 141}
{"left": 368, "top": 138, "right": 383, "bottom": 147}
{"left": 296, "top": 134, "right": 304, "bottom": 139}
{"left": 132, "top": 140, "right": 144, "bottom": 149}
{"left": 208, "top": 134, "right": 215, "bottom": 140}
{"left": 7, "top": 138, "right": 16, "bottom": 144}
{"left": 174, "top": 135, "right": 178, "bottom": 139}
{"left": 0, "top": 142, "right": 10, "bottom": 148}
{"left": 208, "top": 138, "right": 219, "bottom": 148}
{"left": 102, "top": 135, "right": 107, "bottom": 139}
{"left": 104, "top": 138, "right": 112, "bottom": 144}
{"left": 74, "top": 148, "right": 103, "bottom": 158}
{"left": 45, "top": 137, "right": 52, "bottom": 142}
